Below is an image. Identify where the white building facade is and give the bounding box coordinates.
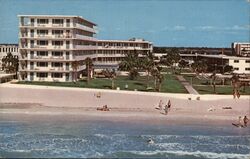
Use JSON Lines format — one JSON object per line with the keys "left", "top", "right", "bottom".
{"left": 226, "top": 57, "right": 250, "bottom": 74}
{"left": 232, "top": 42, "right": 250, "bottom": 57}
{"left": 18, "top": 15, "right": 152, "bottom": 82}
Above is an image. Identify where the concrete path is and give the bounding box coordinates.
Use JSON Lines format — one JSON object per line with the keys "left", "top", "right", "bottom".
{"left": 176, "top": 75, "right": 199, "bottom": 95}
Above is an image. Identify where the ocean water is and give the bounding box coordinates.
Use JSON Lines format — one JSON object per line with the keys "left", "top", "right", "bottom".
{"left": 0, "top": 115, "right": 249, "bottom": 159}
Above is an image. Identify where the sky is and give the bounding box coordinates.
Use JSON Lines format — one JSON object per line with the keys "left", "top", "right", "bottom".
{"left": 0, "top": 0, "right": 249, "bottom": 47}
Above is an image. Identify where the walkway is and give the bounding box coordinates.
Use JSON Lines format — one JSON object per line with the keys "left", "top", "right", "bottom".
{"left": 176, "top": 75, "right": 199, "bottom": 95}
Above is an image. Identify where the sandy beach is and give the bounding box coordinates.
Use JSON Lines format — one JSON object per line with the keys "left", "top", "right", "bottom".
{"left": 0, "top": 83, "right": 249, "bottom": 126}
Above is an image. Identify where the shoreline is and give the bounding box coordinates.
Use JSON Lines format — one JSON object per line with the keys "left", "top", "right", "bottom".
{"left": 0, "top": 83, "right": 249, "bottom": 127}
{"left": 0, "top": 102, "right": 249, "bottom": 127}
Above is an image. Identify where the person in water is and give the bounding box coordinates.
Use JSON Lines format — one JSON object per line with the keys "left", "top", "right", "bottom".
{"left": 243, "top": 116, "right": 249, "bottom": 127}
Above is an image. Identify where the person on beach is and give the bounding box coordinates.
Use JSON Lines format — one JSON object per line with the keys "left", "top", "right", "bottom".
{"left": 238, "top": 116, "right": 244, "bottom": 127}
{"left": 167, "top": 100, "right": 171, "bottom": 112}
{"left": 158, "top": 100, "right": 163, "bottom": 110}
{"left": 164, "top": 104, "right": 169, "bottom": 115}
{"left": 243, "top": 116, "right": 249, "bottom": 127}
{"left": 236, "top": 90, "right": 240, "bottom": 99}
{"left": 97, "top": 105, "right": 109, "bottom": 111}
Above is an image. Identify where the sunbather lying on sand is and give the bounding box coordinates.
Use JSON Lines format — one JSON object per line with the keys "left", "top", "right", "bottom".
{"left": 97, "top": 105, "right": 110, "bottom": 111}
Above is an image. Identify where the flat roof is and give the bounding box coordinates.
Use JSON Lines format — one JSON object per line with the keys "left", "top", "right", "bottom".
{"left": 18, "top": 15, "right": 97, "bottom": 26}
{"left": 98, "top": 39, "right": 152, "bottom": 44}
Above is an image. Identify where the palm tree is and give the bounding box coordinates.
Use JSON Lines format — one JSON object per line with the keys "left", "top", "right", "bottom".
{"left": 178, "top": 59, "right": 188, "bottom": 74}
{"left": 231, "top": 74, "right": 240, "bottom": 98}
{"left": 119, "top": 49, "right": 140, "bottom": 80}
{"left": 210, "top": 72, "right": 217, "bottom": 93}
{"left": 103, "top": 69, "right": 116, "bottom": 89}
{"left": 141, "top": 56, "right": 154, "bottom": 88}
{"left": 191, "top": 60, "right": 208, "bottom": 75}
{"left": 1, "top": 52, "right": 19, "bottom": 79}
{"left": 84, "top": 57, "right": 93, "bottom": 84}
{"left": 151, "top": 66, "right": 164, "bottom": 92}
{"left": 71, "top": 60, "right": 79, "bottom": 83}
{"left": 160, "top": 48, "right": 180, "bottom": 74}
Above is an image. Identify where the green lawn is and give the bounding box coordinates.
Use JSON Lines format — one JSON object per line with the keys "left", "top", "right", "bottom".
{"left": 193, "top": 85, "right": 250, "bottom": 95}
{"left": 17, "top": 74, "right": 188, "bottom": 93}
{"left": 183, "top": 74, "right": 250, "bottom": 95}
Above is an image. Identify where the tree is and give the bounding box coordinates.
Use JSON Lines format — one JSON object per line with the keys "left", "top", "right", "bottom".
{"left": 1, "top": 52, "right": 19, "bottom": 78}
{"left": 191, "top": 60, "right": 208, "bottom": 74}
{"left": 102, "top": 69, "right": 116, "bottom": 89}
{"left": 160, "top": 48, "right": 180, "bottom": 74}
{"left": 231, "top": 74, "right": 240, "bottom": 98}
{"left": 210, "top": 72, "right": 217, "bottom": 93}
{"left": 223, "top": 65, "right": 233, "bottom": 74}
{"left": 119, "top": 49, "right": 140, "bottom": 80}
{"left": 178, "top": 59, "right": 188, "bottom": 73}
{"left": 71, "top": 61, "right": 79, "bottom": 83}
{"left": 84, "top": 57, "right": 93, "bottom": 84}
{"left": 151, "top": 66, "right": 164, "bottom": 92}
{"left": 140, "top": 55, "right": 154, "bottom": 88}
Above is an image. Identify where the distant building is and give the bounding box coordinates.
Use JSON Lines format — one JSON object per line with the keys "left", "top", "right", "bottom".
{"left": 232, "top": 42, "right": 250, "bottom": 57}
{"left": 18, "top": 15, "right": 152, "bottom": 82}
{"left": 0, "top": 44, "right": 19, "bottom": 71}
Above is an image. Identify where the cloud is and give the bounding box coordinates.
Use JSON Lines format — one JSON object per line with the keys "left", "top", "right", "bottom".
{"left": 196, "top": 26, "right": 216, "bottom": 30}
{"left": 195, "top": 25, "right": 249, "bottom": 32}
{"left": 173, "top": 25, "right": 186, "bottom": 31}
{"left": 226, "top": 25, "right": 249, "bottom": 30}
{"left": 162, "top": 25, "right": 186, "bottom": 31}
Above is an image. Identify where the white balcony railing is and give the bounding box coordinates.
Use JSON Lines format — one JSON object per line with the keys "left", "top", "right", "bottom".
{"left": 75, "top": 34, "right": 97, "bottom": 41}
{"left": 75, "top": 23, "right": 96, "bottom": 33}
{"left": 74, "top": 45, "right": 97, "bottom": 50}
{"left": 97, "top": 46, "right": 149, "bottom": 50}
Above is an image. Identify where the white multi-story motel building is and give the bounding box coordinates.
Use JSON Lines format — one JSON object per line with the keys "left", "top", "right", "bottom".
{"left": 18, "top": 15, "right": 152, "bottom": 82}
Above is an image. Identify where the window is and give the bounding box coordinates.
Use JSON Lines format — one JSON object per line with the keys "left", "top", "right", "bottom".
{"left": 37, "top": 73, "right": 48, "bottom": 78}
{"left": 0, "top": 48, "right": 1, "bottom": 52}
{"left": 52, "top": 51, "right": 63, "bottom": 56}
{"left": 245, "top": 68, "right": 250, "bottom": 71}
{"left": 234, "top": 60, "right": 239, "bottom": 63}
{"left": 52, "top": 62, "right": 63, "bottom": 67}
{"left": 52, "top": 73, "right": 63, "bottom": 78}
{"left": 234, "top": 67, "right": 239, "bottom": 70}
{"left": 37, "top": 51, "right": 48, "bottom": 56}
{"left": 246, "top": 60, "right": 250, "bottom": 63}
{"left": 37, "top": 40, "right": 48, "bottom": 46}
{"left": 37, "top": 19, "right": 48, "bottom": 24}
{"left": 52, "top": 41, "right": 63, "bottom": 46}
{"left": 37, "top": 62, "right": 48, "bottom": 67}
{"left": 37, "top": 30, "right": 48, "bottom": 35}
{"left": 52, "top": 19, "right": 63, "bottom": 24}
{"left": 52, "top": 30, "right": 63, "bottom": 34}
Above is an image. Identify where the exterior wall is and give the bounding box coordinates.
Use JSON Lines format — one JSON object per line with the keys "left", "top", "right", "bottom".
{"left": 95, "top": 39, "right": 152, "bottom": 69}
{"left": 18, "top": 15, "right": 97, "bottom": 82}
{"left": 232, "top": 42, "right": 250, "bottom": 57}
{"left": 228, "top": 58, "right": 250, "bottom": 74}
{"left": 0, "top": 45, "right": 19, "bottom": 70}
{"left": 18, "top": 15, "right": 153, "bottom": 82}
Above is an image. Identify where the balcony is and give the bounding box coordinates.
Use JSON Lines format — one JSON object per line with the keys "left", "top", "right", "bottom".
{"left": 93, "top": 61, "right": 120, "bottom": 66}
{"left": 96, "top": 53, "right": 124, "bottom": 58}
{"left": 97, "top": 46, "right": 150, "bottom": 50}
{"left": 74, "top": 45, "right": 97, "bottom": 50}
{"left": 52, "top": 23, "right": 64, "bottom": 27}
{"left": 30, "top": 67, "right": 69, "bottom": 72}
{"left": 75, "top": 23, "right": 96, "bottom": 33}
{"left": 75, "top": 34, "right": 97, "bottom": 41}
